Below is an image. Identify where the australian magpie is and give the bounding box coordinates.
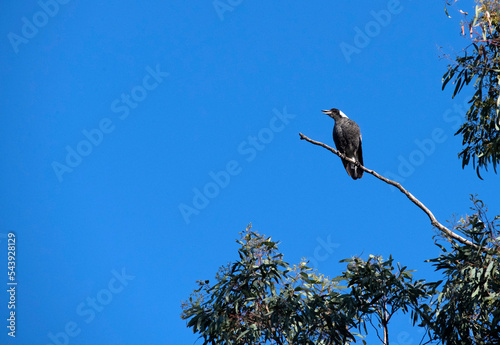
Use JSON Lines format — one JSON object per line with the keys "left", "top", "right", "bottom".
{"left": 322, "top": 108, "right": 364, "bottom": 180}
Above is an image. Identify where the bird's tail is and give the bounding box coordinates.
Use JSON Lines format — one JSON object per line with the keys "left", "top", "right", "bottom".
{"left": 342, "top": 158, "right": 363, "bottom": 180}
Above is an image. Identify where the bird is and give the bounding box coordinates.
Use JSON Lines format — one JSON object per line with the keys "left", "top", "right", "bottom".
{"left": 322, "top": 108, "right": 364, "bottom": 179}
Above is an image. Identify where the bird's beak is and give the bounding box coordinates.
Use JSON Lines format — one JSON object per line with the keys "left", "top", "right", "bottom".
{"left": 322, "top": 109, "right": 332, "bottom": 115}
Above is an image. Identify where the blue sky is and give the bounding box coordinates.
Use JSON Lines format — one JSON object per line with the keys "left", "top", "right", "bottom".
{"left": 1, "top": 0, "right": 497, "bottom": 344}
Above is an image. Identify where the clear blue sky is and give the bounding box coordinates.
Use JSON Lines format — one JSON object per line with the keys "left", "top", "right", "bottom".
{"left": 1, "top": 0, "right": 496, "bottom": 344}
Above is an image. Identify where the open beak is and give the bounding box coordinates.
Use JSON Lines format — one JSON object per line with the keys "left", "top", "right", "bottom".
{"left": 322, "top": 109, "right": 332, "bottom": 115}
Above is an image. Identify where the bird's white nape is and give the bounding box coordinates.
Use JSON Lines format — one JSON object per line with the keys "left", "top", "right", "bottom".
{"left": 339, "top": 110, "right": 348, "bottom": 118}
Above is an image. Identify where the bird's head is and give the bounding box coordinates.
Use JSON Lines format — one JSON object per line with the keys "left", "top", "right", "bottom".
{"left": 322, "top": 108, "right": 348, "bottom": 120}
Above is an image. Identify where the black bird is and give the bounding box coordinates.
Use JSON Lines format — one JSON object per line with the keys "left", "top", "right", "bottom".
{"left": 322, "top": 108, "right": 364, "bottom": 180}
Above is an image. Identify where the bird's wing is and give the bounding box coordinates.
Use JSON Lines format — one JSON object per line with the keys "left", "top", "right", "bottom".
{"left": 357, "top": 135, "right": 363, "bottom": 167}
{"left": 332, "top": 125, "right": 343, "bottom": 153}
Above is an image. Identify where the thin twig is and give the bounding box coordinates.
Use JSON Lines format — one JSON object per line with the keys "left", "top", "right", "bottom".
{"left": 299, "top": 132, "right": 490, "bottom": 252}
{"left": 368, "top": 318, "right": 383, "bottom": 344}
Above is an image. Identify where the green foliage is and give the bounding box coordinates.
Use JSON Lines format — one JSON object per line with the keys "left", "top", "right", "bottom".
{"left": 341, "top": 255, "right": 430, "bottom": 341}
{"left": 182, "top": 198, "right": 500, "bottom": 345}
{"left": 443, "top": 0, "right": 500, "bottom": 177}
{"left": 181, "top": 226, "right": 431, "bottom": 344}
{"left": 422, "top": 196, "right": 500, "bottom": 344}
{"left": 181, "top": 226, "right": 357, "bottom": 344}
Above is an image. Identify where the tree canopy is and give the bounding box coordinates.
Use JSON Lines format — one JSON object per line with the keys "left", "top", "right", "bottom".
{"left": 182, "top": 1, "right": 500, "bottom": 344}
{"left": 182, "top": 198, "right": 500, "bottom": 344}
{"left": 443, "top": 0, "right": 500, "bottom": 177}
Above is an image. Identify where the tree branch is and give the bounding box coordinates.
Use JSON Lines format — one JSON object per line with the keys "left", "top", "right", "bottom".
{"left": 299, "top": 132, "right": 489, "bottom": 252}
{"left": 382, "top": 304, "right": 389, "bottom": 345}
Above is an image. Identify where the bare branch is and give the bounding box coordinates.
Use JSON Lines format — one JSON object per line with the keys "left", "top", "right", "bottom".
{"left": 299, "top": 132, "right": 492, "bottom": 253}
